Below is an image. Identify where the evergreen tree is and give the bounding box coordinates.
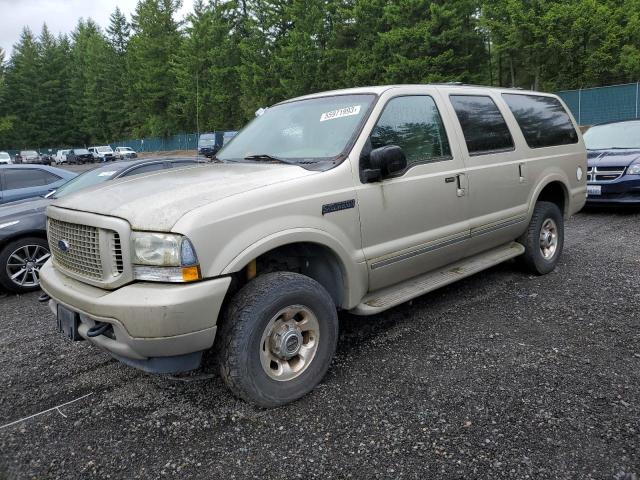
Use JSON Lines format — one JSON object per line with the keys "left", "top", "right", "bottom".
{"left": 107, "top": 7, "right": 132, "bottom": 138}
{"left": 128, "top": 0, "right": 183, "bottom": 136}
{"left": 4, "top": 28, "right": 41, "bottom": 148}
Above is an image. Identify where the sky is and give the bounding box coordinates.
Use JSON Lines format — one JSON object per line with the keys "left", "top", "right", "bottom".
{"left": 0, "top": 0, "right": 195, "bottom": 57}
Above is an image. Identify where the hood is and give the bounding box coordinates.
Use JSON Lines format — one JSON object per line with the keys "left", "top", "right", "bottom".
{"left": 0, "top": 197, "right": 51, "bottom": 220}
{"left": 50, "top": 162, "right": 317, "bottom": 231}
{"left": 587, "top": 149, "right": 640, "bottom": 168}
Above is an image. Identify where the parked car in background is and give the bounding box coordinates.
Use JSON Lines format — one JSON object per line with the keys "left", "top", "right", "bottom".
{"left": 584, "top": 120, "right": 640, "bottom": 205}
{"left": 0, "top": 164, "right": 75, "bottom": 205}
{"left": 16, "top": 150, "right": 40, "bottom": 164}
{"left": 0, "top": 152, "right": 11, "bottom": 165}
{"left": 41, "top": 85, "right": 586, "bottom": 407}
{"left": 39, "top": 152, "right": 53, "bottom": 165}
{"left": 89, "top": 145, "right": 117, "bottom": 162}
{"left": 0, "top": 158, "right": 204, "bottom": 293}
{"left": 55, "top": 149, "right": 70, "bottom": 165}
{"left": 197, "top": 131, "right": 237, "bottom": 159}
{"left": 67, "top": 148, "right": 94, "bottom": 165}
{"left": 115, "top": 146, "right": 137, "bottom": 159}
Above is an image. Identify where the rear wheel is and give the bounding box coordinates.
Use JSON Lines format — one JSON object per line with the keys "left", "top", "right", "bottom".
{"left": 517, "top": 201, "right": 564, "bottom": 275}
{"left": 0, "top": 237, "right": 50, "bottom": 293}
{"left": 217, "top": 272, "right": 338, "bottom": 407}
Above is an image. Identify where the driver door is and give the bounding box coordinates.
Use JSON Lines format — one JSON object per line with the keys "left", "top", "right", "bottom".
{"left": 354, "top": 89, "right": 471, "bottom": 291}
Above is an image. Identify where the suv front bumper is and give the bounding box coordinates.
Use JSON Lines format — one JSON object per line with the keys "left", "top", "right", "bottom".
{"left": 40, "top": 260, "right": 231, "bottom": 373}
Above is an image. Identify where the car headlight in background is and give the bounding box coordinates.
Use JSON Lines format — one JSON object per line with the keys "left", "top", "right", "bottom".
{"left": 131, "top": 232, "right": 201, "bottom": 282}
{"left": 626, "top": 163, "right": 640, "bottom": 175}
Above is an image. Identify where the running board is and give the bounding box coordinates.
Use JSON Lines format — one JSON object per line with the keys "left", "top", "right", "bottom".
{"left": 350, "top": 242, "right": 525, "bottom": 316}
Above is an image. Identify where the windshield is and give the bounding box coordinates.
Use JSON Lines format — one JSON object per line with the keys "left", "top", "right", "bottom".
{"left": 119, "top": 147, "right": 133, "bottom": 152}
{"left": 0, "top": 152, "right": 9, "bottom": 159}
{"left": 584, "top": 121, "right": 640, "bottom": 149}
{"left": 75, "top": 149, "right": 90, "bottom": 154}
{"left": 22, "top": 151, "right": 38, "bottom": 156}
{"left": 199, "top": 135, "right": 216, "bottom": 147}
{"left": 217, "top": 94, "right": 375, "bottom": 165}
{"left": 51, "top": 166, "right": 120, "bottom": 198}
{"left": 97, "top": 146, "right": 113, "bottom": 153}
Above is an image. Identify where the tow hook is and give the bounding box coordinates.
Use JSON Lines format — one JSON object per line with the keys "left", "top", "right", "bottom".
{"left": 38, "top": 293, "right": 50, "bottom": 303}
{"left": 87, "top": 322, "right": 111, "bottom": 338}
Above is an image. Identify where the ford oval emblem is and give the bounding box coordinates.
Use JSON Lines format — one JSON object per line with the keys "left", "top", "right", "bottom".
{"left": 58, "top": 240, "right": 70, "bottom": 252}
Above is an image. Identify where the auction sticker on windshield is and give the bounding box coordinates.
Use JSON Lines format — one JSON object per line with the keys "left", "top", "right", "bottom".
{"left": 98, "top": 171, "right": 117, "bottom": 177}
{"left": 320, "top": 105, "right": 361, "bottom": 122}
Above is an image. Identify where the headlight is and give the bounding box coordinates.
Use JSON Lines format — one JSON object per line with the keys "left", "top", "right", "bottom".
{"left": 627, "top": 164, "right": 640, "bottom": 175}
{"left": 131, "top": 232, "right": 201, "bottom": 282}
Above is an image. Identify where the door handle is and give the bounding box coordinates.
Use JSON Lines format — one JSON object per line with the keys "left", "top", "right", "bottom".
{"left": 456, "top": 173, "right": 466, "bottom": 197}
{"left": 518, "top": 163, "right": 526, "bottom": 183}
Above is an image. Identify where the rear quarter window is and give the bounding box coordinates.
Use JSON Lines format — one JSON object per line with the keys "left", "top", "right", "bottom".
{"left": 450, "top": 95, "right": 515, "bottom": 155}
{"left": 502, "top": 94, "right": 579, "bottom": 148}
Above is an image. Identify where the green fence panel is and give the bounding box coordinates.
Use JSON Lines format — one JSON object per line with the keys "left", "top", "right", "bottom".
{"left": 557, "top": 82, "right": 640, "bottom": 125}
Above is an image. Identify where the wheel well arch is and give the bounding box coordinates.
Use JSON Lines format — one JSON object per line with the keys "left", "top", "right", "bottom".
{"left": 535, "top": 181, "right": 569, "bottom": 216}
{"left": 235, "top": 242, "right": 347, "bottom": 308}
{"left": 0, "top": 230, "right": 48, "bottom": 251}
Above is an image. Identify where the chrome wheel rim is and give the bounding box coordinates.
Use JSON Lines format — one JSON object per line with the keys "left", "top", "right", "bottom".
{"left": 539, "top": 218, "right": 558, "bottom": 260}
{"left": 259, "top": 305, "right": 320, "bottom": 382}
{"left": 6, "top": 244, "right": 50, "bottom": 288}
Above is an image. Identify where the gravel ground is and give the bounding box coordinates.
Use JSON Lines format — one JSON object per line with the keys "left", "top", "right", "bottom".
{"left": 0, "top": 209, "right": 639, "bottom": 480}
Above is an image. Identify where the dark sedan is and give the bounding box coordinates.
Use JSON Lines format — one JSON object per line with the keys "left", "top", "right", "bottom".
{"left": 0, "top": 165, "right": 76, "bottom": 205}
{"left": 0, "top": 157, "right": 205, "bottom": 293}
{"left": 584, "top": 120, "right": 640, "bottom": 205}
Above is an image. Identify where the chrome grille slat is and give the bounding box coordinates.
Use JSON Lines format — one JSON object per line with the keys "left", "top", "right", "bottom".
{"left": 112, "top": 233, "right": 124, "bottom": 275}
{"left": 587, "top": 166, "right": 625, "bottom": 182}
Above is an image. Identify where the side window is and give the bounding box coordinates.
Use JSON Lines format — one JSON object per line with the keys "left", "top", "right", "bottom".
{"left": 4, "top": 169, "right": 47, "bottom": 189}
{"left": 503, "top": 94, "right": 579, "bottom": 148}
{"left": 123, "top": 163, "right": 166, "bottom": 177}
{"left": 369, "top": 95, "right": 452, "bottom": 167}
{"left": 450, "top": 95, "right": 514, "bottom": 155}
{"left": 42, "top": 171, "right": 62, "bottom": 184}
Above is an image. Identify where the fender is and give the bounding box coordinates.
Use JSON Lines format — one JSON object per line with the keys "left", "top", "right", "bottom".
{"left": 221, "top": 228, "right": 368, "bottom": 309}
{"left": 527, "top": 171, "right": 571, "bottom": 218}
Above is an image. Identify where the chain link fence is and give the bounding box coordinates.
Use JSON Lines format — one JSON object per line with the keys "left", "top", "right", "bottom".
{"left": 5, "top": 132, "right": 206, "bottom": 159}
{"left": 557, "top": 82, "right": 640, "bottom": 126}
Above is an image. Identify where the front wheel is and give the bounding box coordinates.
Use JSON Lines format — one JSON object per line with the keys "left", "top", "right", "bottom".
{"left": 217, "top": 272, "right": 338, "bottom": 407}
{"left": 0, "top": 237, "right": 50, "bottom": 293}
{"left": 517, "top": 201, "right": 564, "bottom": 275}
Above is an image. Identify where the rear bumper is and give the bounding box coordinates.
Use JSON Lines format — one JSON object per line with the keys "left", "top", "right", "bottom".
{"left": 40, "top": 260, "right": 231, "bottom": 372}
{"left": 586, "top": 176, "right": 640, "bottom": 205}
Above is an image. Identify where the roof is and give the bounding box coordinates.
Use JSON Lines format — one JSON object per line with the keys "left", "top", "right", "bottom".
{"left": 281, "top": 84, "right": 553, "bottom": 105}
{"left": 0, "top": 164, "right": 76, "bottom": 178}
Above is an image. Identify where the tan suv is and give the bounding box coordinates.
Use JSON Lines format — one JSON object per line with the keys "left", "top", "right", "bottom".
{"left": 40, "top": 85, "right": 587, "bottom": 407}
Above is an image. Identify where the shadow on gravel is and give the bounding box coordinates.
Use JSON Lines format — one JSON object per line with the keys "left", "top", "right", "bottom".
{"left": 335, "top": 259, "right": 521, "bottom": 356}
{"left": 581, "top": 205, "right": 640, "bottom": 216}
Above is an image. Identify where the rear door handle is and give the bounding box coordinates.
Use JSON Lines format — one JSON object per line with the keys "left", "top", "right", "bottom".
{"left": 518, "top": 163, "right": 526, "bottom": 183}
{"left": 456, "top": 173, "right": 466, "bottom": 197}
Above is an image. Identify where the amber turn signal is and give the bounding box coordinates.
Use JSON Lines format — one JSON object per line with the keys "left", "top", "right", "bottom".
{"left": 182, "top": 265, "right": 201, "bottom": 282}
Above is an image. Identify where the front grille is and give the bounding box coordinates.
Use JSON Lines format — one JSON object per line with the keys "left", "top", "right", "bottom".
{"left": 48, "top": 219, "right": 103, "bottom": 279}
{"left": 587, "top": 166, "right": 625, "bottom": 182}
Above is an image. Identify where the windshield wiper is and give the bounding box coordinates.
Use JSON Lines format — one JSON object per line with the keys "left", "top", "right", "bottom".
{"left": 243, "top": 154, "right": 298, "bottom": 165}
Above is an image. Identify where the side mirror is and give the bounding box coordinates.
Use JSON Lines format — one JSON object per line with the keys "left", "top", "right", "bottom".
{"left": 363, "top": 145, "right": 407, "bottom": 182}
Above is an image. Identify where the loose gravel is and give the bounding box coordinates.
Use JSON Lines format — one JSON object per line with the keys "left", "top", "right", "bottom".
{"left": 0, "top": 209, "right": 639, "bottom": 479}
